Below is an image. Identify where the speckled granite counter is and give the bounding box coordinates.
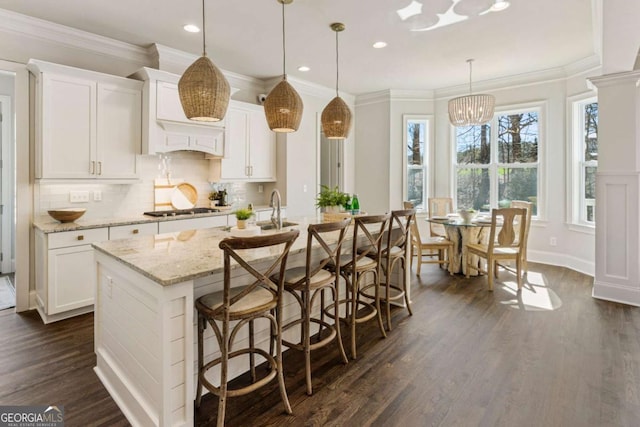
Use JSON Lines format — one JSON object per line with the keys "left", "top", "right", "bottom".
{"left": 92, "top": 220, "right": 311, "bottom": 286}
{"left": 33, "top": 205, "right": 275, "bottom": 233}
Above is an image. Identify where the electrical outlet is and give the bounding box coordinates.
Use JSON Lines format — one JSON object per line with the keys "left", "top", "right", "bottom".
{"left": 69, "top": 191, "right": 90, "bottom": 203}
{"left": 303, "top": 185, "right": 307, "bottom": 193}
{"left": 93, "top": 190, "right": 102, "bottom": 201}
{"left": 549, "top": 237, "right": 557, "bottom": 246}
{"left": 258, "top": 185, "right": 264, "bottom": 193}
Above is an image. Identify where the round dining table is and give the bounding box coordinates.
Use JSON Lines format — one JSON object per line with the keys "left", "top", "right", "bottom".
{"left": 426, "top": 216, "right": 495, "bottom": 275}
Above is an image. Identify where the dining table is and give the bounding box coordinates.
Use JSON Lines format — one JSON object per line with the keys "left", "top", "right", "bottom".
{"left": 426, "top": 215, "right": 497, "bottom": 275}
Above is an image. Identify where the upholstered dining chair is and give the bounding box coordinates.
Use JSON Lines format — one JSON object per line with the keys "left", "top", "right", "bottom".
{"left": 464, "top": 208, "right": 527, "bottom": 291}
{"left": 274, "top": 219, "right": 350, "bottom": 395}
{"left": 509, "top": 200, "right": 533, "bottom": 275}
{"left": 195, "top": 230, "right": 300, "bottom": 427}
{"left": 403, "top": 201, "right": 454, "bottom": 275}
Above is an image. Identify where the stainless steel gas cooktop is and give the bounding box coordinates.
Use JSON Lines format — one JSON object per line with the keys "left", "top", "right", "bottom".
{"left": 143, "top": 208, "right": 220, "bottom": 217}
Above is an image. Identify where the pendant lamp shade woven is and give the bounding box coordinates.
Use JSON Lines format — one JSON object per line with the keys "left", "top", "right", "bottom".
{"left": 322, "top": 96, "right": 352, "bottom": 139}
{"left": 265, "top": 0, "right": 303, "bottom": 133}
{"left": 264, "top": 78, "right": 303, "bottom": 132}
{"left": 178, "top": 0, "right": 230, "bottom": 122}
{"left": 321, "top": 22, "right": 351, "bottom": 139}
{"left": 448, "top": 59, "right": 495, "bottom": 127}
{"left": 179, "top": 55, "right": 230, "bottom": 122}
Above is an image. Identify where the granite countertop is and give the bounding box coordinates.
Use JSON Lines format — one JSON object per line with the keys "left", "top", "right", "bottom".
{"left": 92, "top": 217, "right": 325, "bottom": 286}
{"left": 33, "top": 205, "right": 276, "bottom": 233}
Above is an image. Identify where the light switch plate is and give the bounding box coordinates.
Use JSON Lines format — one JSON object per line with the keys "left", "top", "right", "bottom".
{"left": 69, "top": 191, "right": 90, "bottom": 203}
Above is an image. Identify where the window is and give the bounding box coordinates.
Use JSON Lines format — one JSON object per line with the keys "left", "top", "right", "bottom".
{"left": 455, "top": 107, "right": 540, "bottom": 215}
{"left": 403, "top": 116, "right": 430, "bottom": 211}
{"left": 570, "top": 97, "right": 598, "bottom": 225}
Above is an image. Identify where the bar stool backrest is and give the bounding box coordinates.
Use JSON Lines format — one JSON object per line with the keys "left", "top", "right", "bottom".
{"left": 216, "top": 230, "right": 300, "bottom": 318}
{"left": 347, "top": 214, "right": 391, "bottom": 269}
{"left": 386, "top": 209, "right": 416, "bottom": 254}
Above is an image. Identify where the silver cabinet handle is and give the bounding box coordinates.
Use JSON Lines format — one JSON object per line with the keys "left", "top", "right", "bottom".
{"left": 90, "top": 161, "right": 95, "bottom": 175}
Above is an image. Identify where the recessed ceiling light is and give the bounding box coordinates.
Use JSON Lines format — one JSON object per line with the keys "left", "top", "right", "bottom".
{"left": 373, "top": 41, "right": 387, "bottom": 49}
{"left": 183, "top": 24, "right": 200, "bottom": 33}
{"left": 297, "top": 66, "right": 310, "bottom": 72}
{"left": 397, "top": 1, "right": 423, "bottom": 21}
{"left": 489, "top": 0, "right": 510, "bottom": 12}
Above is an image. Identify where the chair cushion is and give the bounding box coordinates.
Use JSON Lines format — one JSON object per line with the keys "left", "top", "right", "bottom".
{"left": 467, "top": 243, "right": 520, "bottom": 257}
{"left": 199, "top": 286, "right": 275, "bottom": 315}
{"left": 279, "top": 266, "right": 334, "bottom": 289}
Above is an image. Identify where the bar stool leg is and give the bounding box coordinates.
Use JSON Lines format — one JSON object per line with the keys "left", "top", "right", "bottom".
{"left": 249, "top": 319, "right": 256, "bottom": 382}
{"left": 402, "top": 258, "right": 413, "bottom": 316}
{"left": 195, "top": 314, "right": 205, "bottom": 409}
{"left": 217, "top": 318, "right": 230, "bottom": 427}
{"left": 333, "top": 281, "right": 348, "bottom": 364}
{"left": 304, "top": 289, "right": 312, "bottom": 395}
{"left": 272, "top": 314, "right": 292, "bottom": 414}
{"left": 317, "top": 289, "right": 325, "bottom": 343}
{"left": 373, "top": 270, "right": 387, "bottom": 338}
{"left": 350, "top": 273, "right": 358, "bottom": 359}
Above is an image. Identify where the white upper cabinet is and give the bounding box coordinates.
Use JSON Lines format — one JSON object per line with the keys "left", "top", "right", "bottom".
{"left": 131, "top": 68, "right": 226, "bottom": 156}
{"left": 221, "top": 101, "right": 276, "bottom": 182}
{"left": 29, "top": 60, "right": 142, "bottom": 180}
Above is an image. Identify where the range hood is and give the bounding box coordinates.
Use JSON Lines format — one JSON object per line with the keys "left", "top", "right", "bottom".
{"left": 131, "top": 67, "right": 236, "bottom": 157}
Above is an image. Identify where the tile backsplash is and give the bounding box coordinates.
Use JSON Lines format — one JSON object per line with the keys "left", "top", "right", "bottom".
{"left": 36, "top": 152, "right": 271, "bottom": 220}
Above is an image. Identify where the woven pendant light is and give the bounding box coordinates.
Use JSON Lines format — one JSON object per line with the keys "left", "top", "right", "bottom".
{"left": 178, "top": 0, "right": 230, "bottom": 122}
{"left": 264, "top": 0, "right": 303, "bottom": 133}
{"left": 448, "top": 59, "right": 495, "bottom": 127}
{"left": 321, "top": 23, "right": 352, "bottom": 139}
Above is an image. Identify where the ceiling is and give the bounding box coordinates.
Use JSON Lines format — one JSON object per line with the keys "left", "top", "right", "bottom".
{"left": 0, "top": 0, "right": 598, "bottom": 95}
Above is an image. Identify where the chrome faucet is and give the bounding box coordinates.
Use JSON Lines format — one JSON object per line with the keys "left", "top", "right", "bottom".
{"left": 269, "top": 189, "right": 282, "bottom": 230}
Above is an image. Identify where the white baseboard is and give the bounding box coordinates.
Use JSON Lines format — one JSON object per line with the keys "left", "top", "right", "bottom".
{"left": 529, "top": 250, "right": 594, "bottom": 277}
{"left": 592, "top": 279, "right": 640, "bottom": 307}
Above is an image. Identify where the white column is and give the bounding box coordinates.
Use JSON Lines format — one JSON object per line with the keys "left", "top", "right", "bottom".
{"left": 589, "top": 71, "right": 640, "bottom": 306}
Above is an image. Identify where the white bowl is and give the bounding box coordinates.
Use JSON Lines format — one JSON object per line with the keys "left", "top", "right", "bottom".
{"left": 458, "top": 210, "right": 477, "bottom": 223}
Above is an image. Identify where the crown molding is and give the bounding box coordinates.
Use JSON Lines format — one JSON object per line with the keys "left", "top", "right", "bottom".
{"left": 588, "top": 69, "right": 640, "bottom": 88}
{"left": 436, "top": 55, "right": 603, "bottom": 100}
{"left": 355, "top": 90, "right": 392, "bottom": 107}
{"left": 0, "top": 8, "right": 149, "bottom": 65}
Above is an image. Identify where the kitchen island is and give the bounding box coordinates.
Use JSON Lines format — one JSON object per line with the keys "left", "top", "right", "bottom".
{"left": 91, "top": 217, "right": 409, "bottom": 427}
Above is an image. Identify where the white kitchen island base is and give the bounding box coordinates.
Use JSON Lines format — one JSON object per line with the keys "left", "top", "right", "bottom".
{"left": 94, "top": 252, "right": 194, "bottom": 427}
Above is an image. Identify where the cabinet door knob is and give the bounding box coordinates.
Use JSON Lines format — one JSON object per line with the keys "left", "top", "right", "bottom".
{"left": 77, "top": 235, "right": 84, "bottom": 241}
{"left": 132, "top": 229, "right": 139, "bottom": 234}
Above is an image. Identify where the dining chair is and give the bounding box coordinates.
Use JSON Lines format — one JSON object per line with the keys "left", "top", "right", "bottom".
{"left": 273, "top": 219, "right": 350, "bottom": 395}
{"left": 427, "top": 197, "right": 454, "bottom": 237}
{"left": 195, "top": 230, "right": 300, "bottom": 427}
{"left": 361, "top": 209, "right": 415, "bottom": 331}
{"left": 324, "top": 214, "right": 390, "bottom": 359}
{"left": 403, "top": 201, "right": 454, "bottom": 275}
{"left": 464, "top": 208, "right": 527, "bottom": 291}
{"left": 509, "top": 200, "right": 533, "bottom": 275}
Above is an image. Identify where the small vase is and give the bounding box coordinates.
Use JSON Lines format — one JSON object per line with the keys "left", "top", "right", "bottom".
{"left": 325, "top": 205, "right": 340, "bottom": 213}
{"left": 237, "top": 219, "right": 247, "bottom": 229}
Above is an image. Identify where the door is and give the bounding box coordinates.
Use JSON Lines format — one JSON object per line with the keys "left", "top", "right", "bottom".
{"left": 320, "top": 130, "right": 343, "bottom": 190}
{"left": 248, "top": 109, "right": 276, "bottom": 180}
{"left": 221, "top": 108, "right": 249, "bottom": 180}
{"left": 0, "top": 95, "right": 13, "bottom": 274}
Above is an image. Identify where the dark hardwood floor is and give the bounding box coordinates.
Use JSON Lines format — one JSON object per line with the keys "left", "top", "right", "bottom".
{"left": 1, "top": 263, "right": 639, "bottom": 426}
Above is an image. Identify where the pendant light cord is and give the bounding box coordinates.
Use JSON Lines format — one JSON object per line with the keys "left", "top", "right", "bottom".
{"left": 201, "top": 0, "right": 207, "bottom": 56}
{"left": 281, "top": 2, "right": 287, "bottom": 79}
{"left": 335, "top": 30, "right": 339, "bottom": 96}
{"left": 468, "top": 59, "right": 473, "bottom": 95}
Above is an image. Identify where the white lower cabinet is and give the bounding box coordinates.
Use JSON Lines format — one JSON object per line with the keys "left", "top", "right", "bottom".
{"left": 35, "top": 227, "right": 109, "bottom": 323}
{"left": 110, "top": 222, "right": 158, "bottom": 240}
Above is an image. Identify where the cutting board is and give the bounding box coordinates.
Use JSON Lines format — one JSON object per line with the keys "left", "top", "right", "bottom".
{"left": 153, "top": 178, "right": 198, "bottom": 211}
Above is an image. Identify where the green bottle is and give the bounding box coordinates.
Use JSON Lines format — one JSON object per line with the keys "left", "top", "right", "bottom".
{"left": 351, "top": 194, "right": 360, "bottom": 215}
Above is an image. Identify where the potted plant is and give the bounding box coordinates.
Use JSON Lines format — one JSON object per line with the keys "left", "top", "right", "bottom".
{"left": 316, "top": 185, "right": 349, "bottom": 213}
{"left": 234, "top": 208, "right": 253, "bottom": 229}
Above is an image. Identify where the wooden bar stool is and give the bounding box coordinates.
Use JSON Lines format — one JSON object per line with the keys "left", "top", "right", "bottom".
{"left": 273, "top": 219, "right": 350, "bottom": 395}
{"left": 325, "top": 214, "right": 390, "bottom": 359}
{"left": 195, "top": 230, "right": 299, "bottom": 427}
{"left": 361, "top": 209, "right": 415, "bottom": 330}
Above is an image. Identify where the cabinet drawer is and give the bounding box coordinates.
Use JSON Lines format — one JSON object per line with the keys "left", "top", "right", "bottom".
{"left": 158, "top": 216, "right": 228, "bottom": 233}
{"left": 48, "top": 228, "right": 109, "bottom": 249}
{"left": 110, "top": 223, "right": 158, "bottom": 240}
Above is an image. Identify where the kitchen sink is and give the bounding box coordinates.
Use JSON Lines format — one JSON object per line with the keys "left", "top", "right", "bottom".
{"left": 257, "top": 221, "right": 298, "bottom": 231}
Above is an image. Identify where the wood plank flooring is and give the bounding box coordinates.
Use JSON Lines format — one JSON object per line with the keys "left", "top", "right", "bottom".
{"left": 1, "top": 263, "right": 639, "bottom": 426}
